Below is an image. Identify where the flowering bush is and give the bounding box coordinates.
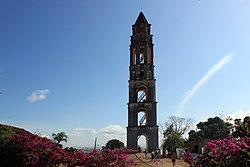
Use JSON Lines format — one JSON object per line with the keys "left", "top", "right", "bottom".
{"left": 183, "top": 137, "right": 250, "bottom": 166}
{"left": 0, "top": 134, "right": 135, "bottom": 167}
{"left": 232, "top": 117, "right": 250, "bottom": 138}
{"left": 0, "top": 134, "right": 66, "bottom": 166}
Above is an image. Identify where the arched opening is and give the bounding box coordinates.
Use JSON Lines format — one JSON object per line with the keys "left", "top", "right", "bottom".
{"left": 132, "top": 48, "right": 136, "bottom": 65}
{"left": 138, "top": 111, "right": 146, "bottom": 126}
{"left": 137, "top": 134, "right": 148, "bottom": 152}
{"left": 137, "top": 89, "right": 146, "bottom": 102}
{"left": 139, "top": 48, "right": 144, "bottom": 64}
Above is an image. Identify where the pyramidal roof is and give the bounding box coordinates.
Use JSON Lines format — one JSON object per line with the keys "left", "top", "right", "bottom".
{"left": 135, "top": 12, "right": 148, "bottom": 24}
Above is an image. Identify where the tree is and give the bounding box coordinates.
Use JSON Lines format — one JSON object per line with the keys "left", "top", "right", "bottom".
{"left": 186, "top": 116, "right": 232, "bottom": 153}
{"left": 162, "top": 131, "right": 184, "bottom": 153}
{"left": 52, "top": 132, "right": 68, "bottom": 144}
{"left": 188, "top": 130, "right": 204, "bottom": 143}
{"left": 163, "top": 116, "right": 194, "bottom": 137}
{"left": 196, "top": 116, "right": 232, "bottom": 140}
{"left": 105, "top": 139, "right": 124, "bottom": 149}
{"left": 184, "top": 116, "right": 250, "bottom": 166}
{"left": 232, "top": 116, "right": 250, "bottom": 138}
{"left": 161, "top": 116, "right": 193, "bottom": 157}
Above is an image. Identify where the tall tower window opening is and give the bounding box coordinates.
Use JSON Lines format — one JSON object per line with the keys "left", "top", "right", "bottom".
{"left": 140, "top": 54, "right": 144, "bottom": 64}
{"left": 139, "top": 48, "right": 144, "bottom": 64}
{"left": 137, "top": 90, "right": 146, "bottom": 102}
{"left": 138, "top": 111, "right": 147, "bottom": 126}
{"left": 132, "top": 48, "right": 137, "bottom": 65}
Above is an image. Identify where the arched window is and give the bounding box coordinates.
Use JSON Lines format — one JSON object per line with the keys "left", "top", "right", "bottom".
{"left": 137, "top": 134, "right": 148, "bottom": 151}
{"left": 140, "top": 54, "right": 144, "bottom": 64}
{"left": 138, "top": 111, "right": 146, "bottom": 126}
{"left": 137, "top": 90, "right": 146, "bottom": 102}
{"left": 139, "top": 48, "right": 144, "bottom": 64}
{"left": 132, "top": 48, "right": 136, "bottom": 65}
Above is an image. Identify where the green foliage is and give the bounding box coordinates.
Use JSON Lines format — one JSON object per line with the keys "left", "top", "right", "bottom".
{"left": 196, "top": 116, "right": 232, "bottom": 140}
{"left": 0, "top": 126, "right": 15, "bottom": 136}
{"left": 52, "top": 131, "right": 68, "bottom": 144}
{"left": 105, "top": 139, "right": 125, "bottom": 149}
{"left": 232, "top": 116, "right": 250, "bottom": 138}
{"left": 162, "top": 116, "right": 191, "bottom": 153}
{"left": 163, "top": 124, "right": 174, "bottom": 137}
{"left": 188, "top": 130, "right": 204, "bottom": 143}
{"left": 64, "top": 146, "right": 77, "bottom": 152}
{"left": 162, "top": 131, "right": 184, "bottom": 153}
{"left": 184, "top": 116, "right": 250, "bottom": 167}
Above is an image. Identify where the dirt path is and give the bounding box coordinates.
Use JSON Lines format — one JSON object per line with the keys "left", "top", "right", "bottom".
{"left": 129, "top": 153, "right": 189, "bottom": 167}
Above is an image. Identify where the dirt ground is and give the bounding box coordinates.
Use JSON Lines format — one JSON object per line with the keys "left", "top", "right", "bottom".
{"left": 129, "top": 153, "right": 190, "bottom": 167}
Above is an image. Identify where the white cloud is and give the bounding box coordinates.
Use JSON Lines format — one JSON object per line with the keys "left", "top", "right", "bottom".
{"left": 63, "top": 125, "right": 127, "bottom": 148}
{"left": 100, "top": 125, "right": 126, "bottom": 135}
{"left": 98, "top": 125, "right": 126, "bottom": 147}
{"left": 65, "top": 128, "right": 97, "bottom": 148}
{"left": 226, "top": 110, "right": 250, "bottom": 120}
{"left": 26, "top": 89, "right": 50, "bottom": 103}
{"left": 177, "top": 53, "right": 234, "bottom": 114}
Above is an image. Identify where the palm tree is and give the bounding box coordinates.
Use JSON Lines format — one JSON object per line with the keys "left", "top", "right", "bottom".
{"left": 52, "top": 132, "right": 68, "bottom": 144}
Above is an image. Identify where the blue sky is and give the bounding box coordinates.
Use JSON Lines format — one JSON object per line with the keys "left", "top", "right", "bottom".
{"left": 1, "top": 0, "right": 250, "bottom": 148}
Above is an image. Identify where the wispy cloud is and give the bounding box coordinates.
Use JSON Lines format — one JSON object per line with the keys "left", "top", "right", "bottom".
{"left": 26, "top": 89, "right": 50, "bottom": 103}
{"left": 177, "top": 53, "right": 234, "bottom": 114}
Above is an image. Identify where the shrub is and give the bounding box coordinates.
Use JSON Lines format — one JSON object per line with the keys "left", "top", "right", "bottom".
{"left": 0, "top": 126, "right": 15, "bottom": 136}
{"left": 183, "top": 137, "right": 250, "bottom": 166}
{"left": 0, "top": 133, "right": 135, "bottom": 167}
{"left": 105, "top": 139, "right": 125, "bottom": 149}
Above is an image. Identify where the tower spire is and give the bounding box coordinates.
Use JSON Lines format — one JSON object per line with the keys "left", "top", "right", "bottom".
{"left": 135, "top": 12, "right": 148, "bottom": 24}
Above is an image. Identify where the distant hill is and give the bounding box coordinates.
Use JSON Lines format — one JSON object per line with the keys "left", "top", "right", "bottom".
{"left": 0, "top": 124, "right": 32, "bottom": 135}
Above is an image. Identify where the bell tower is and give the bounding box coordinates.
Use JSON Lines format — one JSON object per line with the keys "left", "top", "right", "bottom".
{"left": 127, "top": 12, "right": 158, "bottom": 151}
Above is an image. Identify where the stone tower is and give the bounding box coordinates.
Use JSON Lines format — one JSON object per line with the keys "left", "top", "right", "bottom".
{"left": 127, "top": 12, "right": 158, "bottom": 151}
